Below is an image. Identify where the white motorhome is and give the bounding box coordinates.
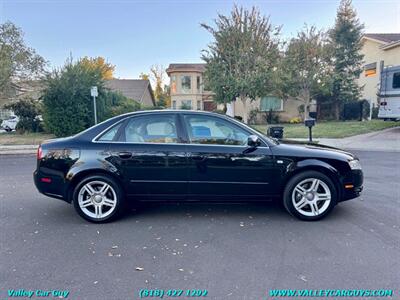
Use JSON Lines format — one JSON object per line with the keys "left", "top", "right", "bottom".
{"left": 378, "top": 64, "right": 400, "bottom": 120}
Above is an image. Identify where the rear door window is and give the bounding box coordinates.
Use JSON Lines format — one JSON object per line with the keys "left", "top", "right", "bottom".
{"left": 122, "top": 115, "right": 179, "bottom": 144}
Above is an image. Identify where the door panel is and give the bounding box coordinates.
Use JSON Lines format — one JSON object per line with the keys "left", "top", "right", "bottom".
{"left": 100, "top": 113, "right": 189, "bottom": 199}
{"left": 187, "top": 145, "right": 276, "bottom": 199}
{"left": 180, "top": 113, "right": 279, "bottom": 199}
{"left": 109, "top": 144, "right": 188, "bottom": 198}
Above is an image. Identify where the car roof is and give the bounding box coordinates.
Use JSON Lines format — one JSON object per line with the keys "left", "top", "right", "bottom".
{"left": 122, "top": 109, "right": 223, "bottom": 116}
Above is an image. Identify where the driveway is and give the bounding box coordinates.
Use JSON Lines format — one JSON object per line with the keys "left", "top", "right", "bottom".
{"left": 0, "top": 151, "right": 399, "bottom": 299}
{"left": 318, "top": 126, "right": 400, "bottom": 152}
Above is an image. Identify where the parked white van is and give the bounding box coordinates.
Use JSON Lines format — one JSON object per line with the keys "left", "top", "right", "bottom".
{"left": 378, "top": 65, "right": 400, "bottom": 121}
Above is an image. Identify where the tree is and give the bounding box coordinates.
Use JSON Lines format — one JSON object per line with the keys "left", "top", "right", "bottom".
{"left": 0, "top": 21, "right": 46, "bottom": 100}
{"left": 80, "top": 56, "right": 115, "bottom": 80}
{"left": 42, "top": 58, "right": 108, "bottom": 137}
{"left": 150, "top": 65, "right": 165, "bottom": 101}
{"left": 329, "top": 0, "right": 364, "bottom": 119}
{"left": 103, "top": 90, "right": 141, "bottom": 119}
{"left": 148, "top": 65, "right": 170, "bottom": 107}
{"left": 281, "top": 26, "right": 332, "bottom": 120}
{"left": 201, "top": 5, "right": 281, "bottom": 123}
{"left": 139, "top": 73, "right": 149, "bottom": 81}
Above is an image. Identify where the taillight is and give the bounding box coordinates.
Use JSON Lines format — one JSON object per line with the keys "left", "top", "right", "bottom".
{"left": 37, "top": 146, "right": 43, "bottom": 160}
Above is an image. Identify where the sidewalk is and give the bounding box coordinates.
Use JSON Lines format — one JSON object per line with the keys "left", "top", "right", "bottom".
{"left": 0, "top": 127, "right": 399, "bottom": 154}
{"left": 0, "top": 144, "right": 37, "bottom": 155}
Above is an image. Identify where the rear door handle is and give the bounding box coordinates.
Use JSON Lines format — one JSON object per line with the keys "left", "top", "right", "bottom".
{"left": 118, "top": 151, "right": 132, "bottom": 159}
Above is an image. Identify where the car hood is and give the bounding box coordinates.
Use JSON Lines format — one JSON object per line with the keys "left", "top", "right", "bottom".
{"left": 270, "top": 139, "right": 357, "bottom": 161}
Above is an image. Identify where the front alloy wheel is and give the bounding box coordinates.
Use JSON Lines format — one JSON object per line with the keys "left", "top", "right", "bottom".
{"left": 292, "top": 178, "right": 331, "bottom": 217}
{"left": 283, "top": 171, "right": 337, "bottom": 221}
{"left": 73, "top": 175, "right": 124, "bottom": 222}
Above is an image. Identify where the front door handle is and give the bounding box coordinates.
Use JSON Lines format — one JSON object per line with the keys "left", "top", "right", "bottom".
{"left": 118, "top": 151, "right": 132, "bottom": 159}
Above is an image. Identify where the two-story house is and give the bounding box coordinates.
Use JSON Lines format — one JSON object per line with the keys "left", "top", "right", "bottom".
{"left": 166, "top": 63, "right": 303, "bottom": 122}
{"left": 358, "top": 33, "right": 400, "bottom": 105}
{"left": 166, "top": 63, "right": 215, "bottom": 111}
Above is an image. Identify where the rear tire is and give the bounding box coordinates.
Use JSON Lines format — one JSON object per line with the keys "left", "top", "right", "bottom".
{"left": 72, "top": 174, "right": 125, "bottom": 223}
{"left": 283, "top": 171, "right": 337, "bottom": 221}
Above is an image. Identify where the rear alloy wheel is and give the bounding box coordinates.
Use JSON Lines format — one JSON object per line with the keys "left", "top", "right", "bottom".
{"left": 73, "top": 175, "right": 124, "bottom": 223}
{"left": 283, "top": 171, "right": 337, "bottom": 221}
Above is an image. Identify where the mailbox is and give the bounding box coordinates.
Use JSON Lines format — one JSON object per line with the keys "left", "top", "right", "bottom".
{"left": 304, "top": 118, "right": 316, "bottom": 127}
{"left": 304, "top": 118, "right": 316, "bottom": 142}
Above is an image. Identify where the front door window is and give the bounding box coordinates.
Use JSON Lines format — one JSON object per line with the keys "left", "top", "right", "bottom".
{"left": 184, "top": 115, "right": 248, "bottom": 146}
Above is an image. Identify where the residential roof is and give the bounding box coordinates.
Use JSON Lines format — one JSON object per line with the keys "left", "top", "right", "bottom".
{"left": 166, "top": 63, "right": 206, "bottom": 75}
{"left": 105, "top": 79, "right": 155, "bottom": 105}
{"left": 363, "top": 33, "right": 400, "bottom": 44}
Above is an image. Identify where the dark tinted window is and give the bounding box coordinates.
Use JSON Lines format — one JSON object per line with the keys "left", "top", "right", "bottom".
{"left": 123, "top": 115, "right": 178, "bottom": 144}
{"left": 393, "top": 72, "right": 400, "bottom": 89}
{"left": 184, "top": 115, "right": 248, "bottom": 146}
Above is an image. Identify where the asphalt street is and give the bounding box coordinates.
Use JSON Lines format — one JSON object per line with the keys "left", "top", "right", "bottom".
{"left": 0, "top": 151, "right": 399, "bottom": 300}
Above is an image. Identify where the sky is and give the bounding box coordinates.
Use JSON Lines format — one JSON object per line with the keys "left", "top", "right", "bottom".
{"left": 1, "top": 0, "right": 399, "bottom": 79}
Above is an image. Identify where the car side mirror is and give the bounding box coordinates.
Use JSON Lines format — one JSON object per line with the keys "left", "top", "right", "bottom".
{"left": 247, "top": 135, "right": 261, "bottom": 148}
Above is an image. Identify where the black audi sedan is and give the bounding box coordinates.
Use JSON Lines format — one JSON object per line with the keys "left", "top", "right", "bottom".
{"left": 34, "top": 110, "right": 363, "bottom": 222}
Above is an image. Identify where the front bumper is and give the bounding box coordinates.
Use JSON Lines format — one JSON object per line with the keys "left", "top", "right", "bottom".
{"left": 340, "top": 169, "right": 364, "bottom": 201}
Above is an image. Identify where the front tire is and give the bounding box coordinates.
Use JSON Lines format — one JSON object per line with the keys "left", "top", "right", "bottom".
{"left": 72, "top": 174, "right": 125, "bottom": 223}
{"left": 283, "top": 171, "right": 337, "bottom": 221}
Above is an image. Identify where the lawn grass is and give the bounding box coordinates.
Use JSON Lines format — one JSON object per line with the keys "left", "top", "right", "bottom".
{"left": 253, "top": 120, "right": 399, "bottom": 139}
{"left": 0, "top": 132, "right": 55, "bottom": 145}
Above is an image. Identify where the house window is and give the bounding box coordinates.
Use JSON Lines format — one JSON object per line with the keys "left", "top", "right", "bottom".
{"left": 260, "top": 96, "right": 283, "bottom": 111}
{"left": 197, "top": 100, "right": 201, "bottom": 110}
{"left": 197, "top": 76, "right": 201, "bottom": 92}
{"left": 171, "top": 76, "right": 177, "bottom": 94}
{"left": 181, "top": 100, "right": 192, "bottom": 110}
{"left": 393, "top": 72, "right": 400, "bottom": 89}
{"left": 172, "top": 100, "right": 177, "bottom": 109}
{"left": 364, "top": 62, "right": 377, "bottom": 77}
{"left": 181, "top": 76, "right": 191, "bottom": 93}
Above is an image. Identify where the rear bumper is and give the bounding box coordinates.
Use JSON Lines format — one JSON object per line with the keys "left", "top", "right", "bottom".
{"left": 339, "top": 169, "right": 363, "bottom": 202}
{"left": 33, "top": 170, "right": 70, "bottom": 202}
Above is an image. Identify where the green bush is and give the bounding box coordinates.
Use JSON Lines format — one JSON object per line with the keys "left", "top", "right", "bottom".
{"left": 104, "top": 90, "right": 141, "bottom": 118}
{"left": 42, "top": 60, "right": 109, "bottom": 137}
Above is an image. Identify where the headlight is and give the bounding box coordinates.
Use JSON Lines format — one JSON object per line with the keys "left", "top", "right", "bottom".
{"left": 349, "top": 159, "right": 362, "bottom": 170}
